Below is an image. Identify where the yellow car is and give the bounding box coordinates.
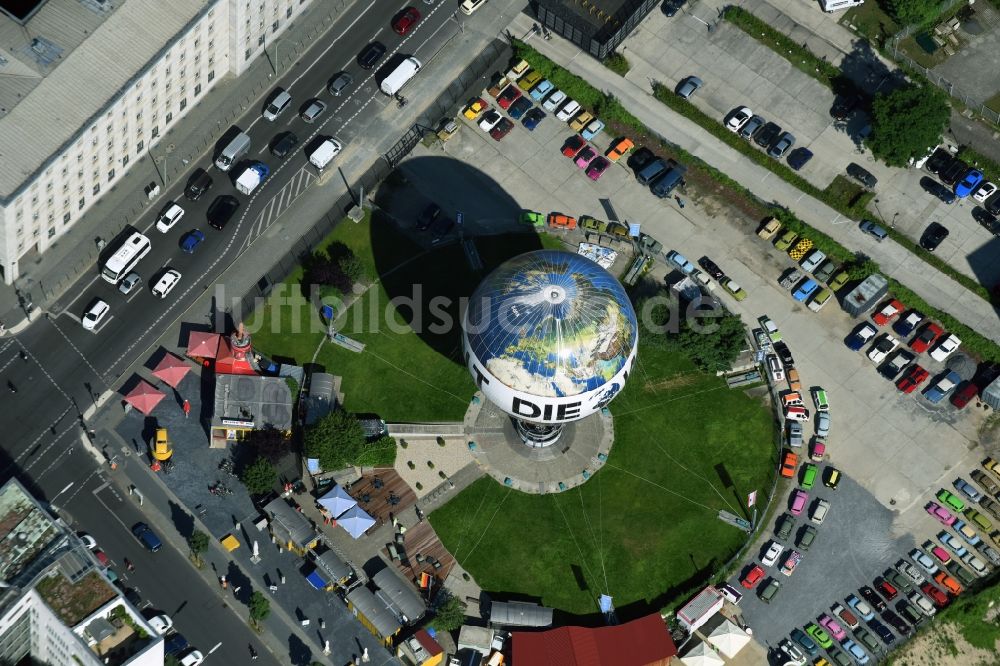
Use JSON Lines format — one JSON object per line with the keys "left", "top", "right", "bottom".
{"left": 775, "top": 230, "right": 798, "bottom": 252}
{"left": 569, "top": 111, "right": 594, "bottom": 132}
{"left": 518, "top": 70, "right": 543, "bottom": 91}
{"left": 463, "top": 97, "right": 488, "bottom": 120}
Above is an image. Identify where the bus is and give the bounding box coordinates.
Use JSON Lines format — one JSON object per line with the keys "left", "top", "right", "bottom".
{"left": 101, "top": 232, "right": 152, "bottom": 284}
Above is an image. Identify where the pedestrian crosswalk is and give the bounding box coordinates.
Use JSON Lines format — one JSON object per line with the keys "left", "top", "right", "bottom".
{"left": 240, "top": 166, "right": 315, "bottom": 252}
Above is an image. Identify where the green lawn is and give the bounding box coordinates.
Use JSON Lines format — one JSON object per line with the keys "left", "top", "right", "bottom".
{"left": 430, "top": 339, "right": 777, "bottom": 616}
{"left": 248, "top": 212, "right": 564, "bottom": 422}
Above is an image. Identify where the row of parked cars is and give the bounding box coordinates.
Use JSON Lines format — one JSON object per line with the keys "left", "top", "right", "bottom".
{"left": 759, "top": 218, "right": 849, "bottom": 313}
{"left": 724, "top": 106, "right": 812, "bottom": 170}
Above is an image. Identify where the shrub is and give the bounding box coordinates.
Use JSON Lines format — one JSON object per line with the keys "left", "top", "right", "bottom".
{"left": 603, "top": 52, "right": 630, "bottom": 76}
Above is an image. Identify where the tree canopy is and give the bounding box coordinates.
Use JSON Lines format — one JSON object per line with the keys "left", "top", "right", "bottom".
{"left": 866, "top": 84, "right": 949, "bottom": 167}
{"left": 249, "top": 591, "right": 270, "bottom": 627}
{"left": 644, "top": 296, "right": 747, "bottom": 373}
{"left": 429, "top": 592, "right": 466, "bottom": 632}
{"left": 240, "top": 457, "right": 278, "bottom": 496}
{"left": 303, "top": 410, "right": 367, "bottom": 470}
{"left": 886, "top": 0, "right": 941, "bottom": 27}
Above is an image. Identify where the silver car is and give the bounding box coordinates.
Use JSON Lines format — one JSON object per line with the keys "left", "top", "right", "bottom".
{"left": 815, "top": 411, "right": 830, "bottom": 438}
{"left": 301, "top": 99, "right": 327, "bottom": 123}
{"left": 675, "top": 75, "right": 702, "bottom": 99}
{"left": 118, "top": 272, "right": 141, "bottom": 295}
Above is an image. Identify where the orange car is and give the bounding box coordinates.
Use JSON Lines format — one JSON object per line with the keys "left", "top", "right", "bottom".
{"left": 548, "top": 213, "right": 577, "bottom": 230}
{"left": 606, "top": 137, "right": 634, "bottom": 162}
{"left": 934, "top": 570, "right": 962, "bottom": 595}
{"left": 780, "top": 450, "right": 798, "bottom": 478}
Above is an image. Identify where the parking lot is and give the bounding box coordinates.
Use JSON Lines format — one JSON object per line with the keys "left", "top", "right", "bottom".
{"left": 399, "top": 53, "right": 995, "bottom": 655}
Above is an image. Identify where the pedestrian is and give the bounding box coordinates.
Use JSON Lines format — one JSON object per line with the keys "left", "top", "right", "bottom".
{"left": 182, "top": 399, "right": 191, "bottom": 419}
{"left": 249, "top": 645, "right": 258, "bottom": 661}
{"left": 675, "top": 195, "right": 685, "bottom": 208}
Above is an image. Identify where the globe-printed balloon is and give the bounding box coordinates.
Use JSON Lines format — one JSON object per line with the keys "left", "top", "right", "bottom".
{"left": 463, "top": 250, "right": 638, "bottom": 425}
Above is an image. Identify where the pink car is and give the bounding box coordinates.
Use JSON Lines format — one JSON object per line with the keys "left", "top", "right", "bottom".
{"left": 574, "top": 146, "right": 597, "bottom": 169}
{"left": 819, "top": 614, "right": 847, "bottom": 641}
{"left": 790, "top": 490, "right": 808, "bottom": 515}
{"left": 586, "top": 156, "right": 610, "bottom": 180}
{"left": 925, "top": 501, "right": 956, "bottom": 526}
{"left": 930, "top": 545, "right": 952, "bottom": 564}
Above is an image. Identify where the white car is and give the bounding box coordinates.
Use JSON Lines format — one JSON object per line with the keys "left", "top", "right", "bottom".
{"left": 155, "top": 202, "right": 185, "bottom": 233}
{"left": 973, "top": 181, "right": 997, "bottom": 203}
{"left": 152, "top": 269, "right": 181, "bottom": 299}
{"left": 767, "top": 354, "right": 784, "bottom": 382}
{"left": 556, "top": 100, "right": 581, "bottom": 122}
{"left": 929, "top": 334, "right": 961, "bottom": 362}
{"left": 910, "top": 548, "right": 939, "bottom": 574}
{"left": 867, "top": 334, "right": 899, "bottom": 364}
{"left": 478, "top": 109, "right": 502, "bottom": 132}
{"left": 778, "top": 639, "right": 807, "bottom": 666}
{"left": 909, "top": 591, "right": 936, "bottom": 617}
{"left": 148, "top": 614, "right": 173, "bottom": 636}
{"left": 179, "top": 650, "right": 204, "bottom": 666}
{"left": 961, "top": 552, "right": 989, "bottom": 576}
{"left": 896, "top": 559, "right": 926, "bottom": 585}
{"left": 762, "top": 540, "right": 784, "bottom": 566}
{"left": 82, "top": 300, "right": 110, "bottom": 331}
{"left": 726, "top": 106, "right": 753, "bottom": 132}
{"left": 810, "top": 498, "right": 830, "bottom": 524}
{"left": 78, "top": 533, "right": 97, "bottom": 550}
{"left": 542, "top": 89, "right": 566, "bottom": 113}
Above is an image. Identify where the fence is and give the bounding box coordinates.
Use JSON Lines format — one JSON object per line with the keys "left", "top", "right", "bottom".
{"left": 231, "top": 38, "right": 512, "bottom": 322}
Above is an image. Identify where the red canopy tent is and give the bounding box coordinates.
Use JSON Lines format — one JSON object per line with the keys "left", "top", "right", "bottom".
{"left": 152, "top": 353, "right": 191, "bottom": 388}
{"left": 123, "top": 380, "right": 165, "bottom": 415}
{"left": 214, "top": 335, "right": 258, "bottom": 376}
{"left": 186, "top": 332, "right": 221, "bottom": 359}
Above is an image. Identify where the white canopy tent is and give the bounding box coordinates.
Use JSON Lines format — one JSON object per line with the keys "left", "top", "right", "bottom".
{"left": 680, "top": 640, "right": 725, "bottom": 666}
{"left": 338, "top": 504, "right": 375, "bottom": 539}
{"left": 705, "top": 618, "right": 751, "bottom": 658}
{"left": 317, "top": 484, "right": 357, "bottom": 519}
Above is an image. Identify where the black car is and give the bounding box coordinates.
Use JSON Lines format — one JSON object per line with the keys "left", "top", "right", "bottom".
{"left": 860, "top": 585, "right": 887, "bottom": 613}
{"left": 122, "top": 587, "right": 141, "bottom": 606}
{"left": 920, "top": 177, "right": 956, "bottom": 204}
{"left": 896, "top": 599, "right": 925, "bottom": 626}
{"left": 270, "top": 132, "right": 299, "bottom": 158}
{"left": 920, "top": 222, "right": 949, "bottom": 251}
{"left": 773, "top": 341, "right": 794, "bottom": 368}
{"left": 184, "top": 169, "right": 213, "bottom": 201}
{"left": 882, "top": 609, "right": 912, "bottom": 635}
{"left": 846, "top": 162, "right": 878, "bottom": 188}
{"left": 754, "top": 121, "right": 781, "bottom": 148}
{"left": 867, "top": 618, "right": 896, "bottom": 645}
{"left": 627, "top": 146, "right": 656, "bottom": 173}
{"left": 357, "top": 41, "right": 386, "bottom": 69}
{"left": 878, "top": 349, "right": 914, "bottom": 380}
{"left": 207, "top": 195, "right": 240, "bottom": 230}
{"left": 985, "top": 192, "right": 1000, "bottom": 216}
{"left": 924, "top": 147, "right": 954, "bottom": 175}
{"left": 939, "top": 159, "right": 970, "bottom": 186}
{"left": 973, "top": 206, "right": 1000, "bottom": 234}
{"left": 430, "top": 215, "right": 455, "bottom": 242}
{"left": 416, "top": 203, "right": 441, "bottom": 231}
{"left": 830, "top": 92, "right": 865, "bottom": 120}
{"left": 164, "top": 633, "right": 189, "bottom": 656}
{"left": 787, "top": 147, "right": 813, "bottom": 171}
{"left": 662, "top": 0, "right": 686, "bottom": 16}
{"left": 698, "top": 256, "right": 725, "bottom": 280}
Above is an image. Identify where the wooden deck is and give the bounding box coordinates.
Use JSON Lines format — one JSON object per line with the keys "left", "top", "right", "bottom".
{"left": 391, "top": 520, "right": 456, "bottom": 583}
{"left": 345, "top": 469, "right": 417, "bottom": 526}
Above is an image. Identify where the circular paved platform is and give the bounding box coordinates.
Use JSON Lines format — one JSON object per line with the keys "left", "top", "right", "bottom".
{"left": 463, "top": 393, "right": 614, "bottom": 494}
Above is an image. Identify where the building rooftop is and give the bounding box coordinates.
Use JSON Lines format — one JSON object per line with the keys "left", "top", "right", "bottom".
{"left": 511, "top": 612, "right": 677, "bottom": 666}
{"left": 35, "top": 569, "right": 117, "bottom": 627}
{"left": 537, "top": 0, "right": 635, "bottom": 37}
{"left": 0, "top": 479, "right": 60, "bottom": 583}
{"left": 0, "top": 0, "right": 210, "bottom": 201}
{"left": 212, "top": 374, "right": 295, "bottom": 431}
{"left": 346, "top": 585, "right": 401, "bottom": 639}
{"left": 372, "top": 567, "right": 425, "bottom": 625}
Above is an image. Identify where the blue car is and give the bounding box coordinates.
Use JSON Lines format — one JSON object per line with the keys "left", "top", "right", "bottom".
{"left": 787, "top": 147, "right": 813, "bottom": 171}
{"left": 792, "top": 278, "right": 819, "bottom": 302}
{"left": 507, "top": 97, "right": 532, "bottom": 120}
{"left": 131, "top": 522, "right": 162, "bottom": 552}
{"left": 924, "top": 370, "right": 961, "bottom": 404}
{"left": 529, "top": 79, "right": 554, "bottom": 102}
{"left": 164, "top": 633, "right": 189, "bottom": 656}
{"left": 846, "top": 322, "right": 877, "bottom": 351}
{"left": 581, "top": 119, "right": 605, "bottom": 141}
{"left": 180, "top": 229, "right": 206, "bottom": 253}
{"left": 521, "top": 108, "right": 546, "bottom": 131}
{"left": 955, "top": 169, "right": 984, "bottom": 198}
{"left": 843, "top": 639, "right": 870, "bottom": 664}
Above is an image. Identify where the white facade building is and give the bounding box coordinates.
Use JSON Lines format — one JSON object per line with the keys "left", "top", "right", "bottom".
{"left": 0, "top": 0, "right": 315, "bottom": 283}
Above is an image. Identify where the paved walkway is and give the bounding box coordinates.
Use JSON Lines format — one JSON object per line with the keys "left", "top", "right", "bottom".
{"left": 508, "top": 13, "right": 1000, "bottom": 343}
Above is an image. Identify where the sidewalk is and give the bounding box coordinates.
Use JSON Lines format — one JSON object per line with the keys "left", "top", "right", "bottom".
{"left": 508, "top": 13, "right": 1000, "bottom": 343}
{"left": 0, "top": 0, "right": 362, "bottom": 331}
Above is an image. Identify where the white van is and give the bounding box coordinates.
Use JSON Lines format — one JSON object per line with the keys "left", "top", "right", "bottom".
{"left": 460, "top": 0, "right": 488, "bottom": 14}
{"left": 379, "top": 57, "right": 421, "bottom": 96}
{"left": 308, "top": 138, "right": 343, "bottom": 171}
{"left": 821, "top": 0, "right": 863, "bottom": 11}
{"left": 215, "top": 132, "right": 251, "bottom": 172}
{"left": 263, "top": 89, "right": 292, "bottom": 121}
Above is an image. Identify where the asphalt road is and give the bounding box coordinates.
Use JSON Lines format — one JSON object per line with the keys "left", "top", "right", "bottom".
{"left": 0, "top": 2, "right": 465, "bottom": 663}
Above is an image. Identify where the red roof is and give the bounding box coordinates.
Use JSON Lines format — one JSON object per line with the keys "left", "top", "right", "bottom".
{"left": 512, "top": 613, "right": 676, "bottom": 666}
{"left": 413, "top": 629, "right": 443, "bottom": 657}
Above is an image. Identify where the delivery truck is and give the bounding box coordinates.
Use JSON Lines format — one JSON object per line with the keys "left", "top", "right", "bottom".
{"left": 235, "top": 162, "right": 270, "bottom": 195}
{"left": 380, "top": 57, "right": 421, "bottom": 96}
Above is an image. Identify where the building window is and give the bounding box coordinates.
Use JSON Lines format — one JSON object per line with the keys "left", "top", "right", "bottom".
{"left": 122, "top": 155, "right": 129, "bottom": 167}
{"left": 92, "top": 184, "right": 100, "bottom": 195}
{"left": 166, "top": 111, "right": 173, "bottom": 124}
{"left": 179, "top": 98, "right": 187, "bottom": 111}
{"left": 136, "top": 141, "right": 144, "bottom": 153}
{"left": 136, "top": 111, "right": 142, "bottom": 121}
{"left": 107, "top": 169, "right": 115, "bottom": 181}
{"left": 244, "top": 48, "right": 251, "bottom": 60}
{"left": 286, "top": 6, "right": 292, "bottom": 18}
{"left": 48, "top": 227, "right": 55, "bottom": 239}
{"left": 151, "top": 126, "right": 159, "bottom": 138}
{"left": 63, "top": 212, "right": 71, "bottom": 223}
{"left": 194, "top": 84, "right": 202, "bottom": 96}
{"left": 258, "top": 34, "right": 265, "bottom": 46}
{"left": 207, "top": 70, "right": 215, "bottom": 82}
{"left": 61, "top": 167, "right": 68, "bottom": 178}
{"left": 272, "top": 20, "right": 278, "bottom": 32}
{"left": 78, "top": 198, "right": 85, "bottom": 210}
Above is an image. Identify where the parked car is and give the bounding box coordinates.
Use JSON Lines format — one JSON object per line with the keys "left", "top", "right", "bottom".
{"left": 675, "top": 76, "right": 702, "bottom": 99}
{"left": 830, "top": 92, "right": 865, "bottom": 120}
{"left": 921, "top": 176, "right": 957, "bottom": 204}
{"left": 847, "top": 594, "right": 875, "bottom": 620}
{"left": 955, "top": 169, "right": 984, "bottom": 198}
{"left": 930, "top": 334, "right": 961, "bottom": 362}
{"left": 910, "top": 323, "right": 944, "bottom": 353}
{"left": 800, "top": 249, "right": 827, "bottom": 274}
{"left": 754, "top": 122, "right": 781, "bottom": 148}
{"left": 925, "top": 502, "right": 956, "bottom": 526}
{"left": 555, "top": 99, "right": 581, "bottom": 122}
{"left": 507, "top": 97, "right": 532, "bottom": 120}
{"left": 741, "top": 564, "right": 766, "bottom": 589}
{"left": 867, "top": 334, "right": 899, "bottom": 364}
{"left": 924, "top": 370, "right": 961, "bottom": 404}
{"left": 521, "top": 107, "right": 546, "bottom": 130}
{"left": 894, "top": 310, "right": 924, "bottom": 337}
{"left": 846, "top": 322, "right": 878, "bottom": 351}
{"left": 873, "top": 299, "right": 905, "bottom": 326}
{"left": 762, "top": 540, "right": 784, "bottom": 566}
{"left": 815, "top": 411, "right": 830, "bottom": 438}
{"left": 792, "top": 278, "right": 819, "bottom": 302}
{"left": 739, "top": 114, "right": 766, "bottom": 140}
{"left": 606, "top": 137, "right": 634, "bottom": 162}
{"left": 951, "top": 382, "right": 978, "bottom": 409}
{"left": 542, "top": 89, "right": 567, "bottom": 113}
{"left": 768, "top": 131, "right": 795, "bottom": 158}
{"left": 81, "top": 300, "right": 110, "bottom": 331}
{"left": 920, "top": 222, "right": 950, "bottom": 251}
{"left": 859, "top": 585, "right": 886, "bottom": 613}
{"left": 847, "top": 162, "right": 877, "bottom": 188}
{"left": 878, "top": 349, "right": 914, "bottom": 380}
{"left": 357, "top": 41, "right": 386, "bottom": 69}
{"left": 897, "top": 364, "right": 929, "bottom": 393}
{"left": 666, "top": 250, "right": 695, "bottom": 274}
{"left": 725, "top": 106, "right": 753, "bottom": 132}
{"left": 787, "top": 147, "right": 813, "bottom": 171}
{"left": 529, "top": 79, "right": 554, "bottom": 102}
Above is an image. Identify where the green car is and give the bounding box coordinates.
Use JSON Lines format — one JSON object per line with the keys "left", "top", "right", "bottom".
{"left": 775, "top": 230, "right": 799, "bottom": 252}
{"left": 965, "top": 508, "right": 993, "bottom": 532}
{"left": 937, "top": 489, "right": 965, "bottom": 512}
{"left": 828, "top": 270, "right": 850, "bottom": 292}
{"left": 805, "top": 623, "right": 833, "bottom": 649}
{"left": 796, "top": 525, "right": 818, "bottom": 551}
{"left": 579, "top": 215, "right": 607, "bottom": 233}
{"left": 519, "top": 210, "right": 545, "bottom": 227}
{"left": 800, "top": 464, "right": 818, "bottom": 490}
{"left": 722, "top": 279, "right": 747, "bottom": 301}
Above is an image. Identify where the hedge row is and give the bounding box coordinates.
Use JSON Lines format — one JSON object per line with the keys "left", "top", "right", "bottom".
{"left": 603, "top": 52, "right": 630, "bottom": 77}
{"left": 509, "top": 39, "right": 1000, "bottom": 363}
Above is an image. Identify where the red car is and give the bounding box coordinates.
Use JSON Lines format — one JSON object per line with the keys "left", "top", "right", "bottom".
{"left": 897, "top": 364, "right": 929, "bottom": 393}
{"left": 910, "top": 322, "right": 944, "bottom": 353}
{"left": 497, "top": 84, "right": 522, "bottom": 110}
{"left": 391, "top": 6, "right": 421, "bottom": 35}
{"left": 741, "top": 564, "right": 765, "bottom": 589}
{"left": 875, "top": 577, "right": 898, "bottom": 601}
{"left": 94, "top": 550, "right": 110, "bottom": 567}
{"left": 921, "top": 582, "right": 949, "bottom": 607}
{"left": 951, "top": 382, "right": 978, "bottom": 409}
{"left": 490, "top": 118, "right": 514, "bottom": 141}
{"left": 561, "top": 135, "right": 586, "bottom": 158}
{"left": 872, "top": 299, "right": 905, "bottom": 326}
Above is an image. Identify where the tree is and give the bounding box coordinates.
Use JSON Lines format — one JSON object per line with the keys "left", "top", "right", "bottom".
{"left": 248, "top": 591, "right": 270, "bottom": 629}
{"left": 245, "top": 426, "right": 292, "bottom": 464}
{"left": 866, "top": 84, "right": 949, "bottom": 167}
{"left": 240, "top": 457, "right": 277, "bottom": 495}
{"left": 303, "top": 410, "right": 366, "bottom": 470}
{"left": 187, "top": 530, "right": 209, "bottom": 568}
{"left": 886, "top": 0, "right": 940, "bottom": 26}
{"left": 642, "top": 296, "right": 748, "bottom": 373}
{"left": 339, "top": 254, "right": 368, "bottom": 286}
{"left": 429, "top": 592, "right": 466, "bottom": 632}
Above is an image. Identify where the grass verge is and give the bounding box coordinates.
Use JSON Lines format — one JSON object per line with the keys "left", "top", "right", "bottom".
{"left": 430, "top": 334, "right": 776, "bottom": 616}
